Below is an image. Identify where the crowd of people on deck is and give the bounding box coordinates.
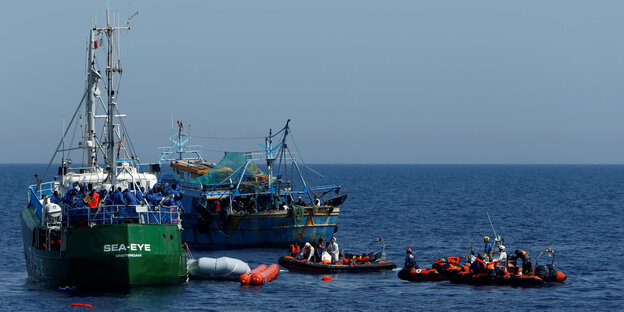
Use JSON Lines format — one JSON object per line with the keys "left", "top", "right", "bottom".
{"left": 405, "top": 235, "right": 535, "bottom": 277}
{"left": 48, "top": 183, "right": 183, "bottom": 211}
{"left": 201, "top": 194, "right": 325, "bottom": 217}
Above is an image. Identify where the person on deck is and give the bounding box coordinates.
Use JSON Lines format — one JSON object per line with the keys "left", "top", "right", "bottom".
{"left": 296, "top": 196, "right": 305, "bottom": 206}
{"left": 101, "top": 189, "right": 112, "bottom": 205}
{"left": 50, "top": 191, "right": 61, "bottom": 204}
{"left": 124, "top": 190, "right": 139, "bottom": 205}
{"left": 89, "top": 190, "right": 100, "bottom": 208}
{"left": 62, "top": 187, "right": 74, "bottom": 206}
{"left": 314, "top": 196, "right": 321, "bottom": 207}
{"left": 136, "top": 187, "right": 146, "bottom": 205}
{"left": 509, "top": 250, "right": 533, "bottom": 275}
{"left": 326, "top": 237, "right": 340, "bottom": 263}
{"left": 483, "top": 236, "right": 493, "bottom": 259}
{"left": 112, "top": 187, "right": 125, "bottom": 205}
{"left": 404, "top": 248, "right": 419, "bottom": 269}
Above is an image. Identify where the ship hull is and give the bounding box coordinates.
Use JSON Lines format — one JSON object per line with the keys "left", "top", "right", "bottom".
{"left": 21, "top": 206, "right": 187, "bottom": 287}
{"left": 181, "top": 199, "right": 340, "bottom": 248}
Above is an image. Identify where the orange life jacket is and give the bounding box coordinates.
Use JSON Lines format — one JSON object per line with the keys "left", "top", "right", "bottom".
{"left": 486, "top": 262, "right": 495, "bottom": 270}
{"left": 89, "top": 193, "right": 100, "bottom": 207}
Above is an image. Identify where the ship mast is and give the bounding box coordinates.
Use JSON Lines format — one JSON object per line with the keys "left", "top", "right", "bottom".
{"left": 93, "top": 10, "right": 132, "bottom": 186}
{"left": 85, "top": 29, "right": 101, "bottom": 169}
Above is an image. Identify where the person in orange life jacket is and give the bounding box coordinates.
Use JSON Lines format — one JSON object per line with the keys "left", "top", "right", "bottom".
{"left": 470, "top": 253, "right": 487, "bottom": 275}
{"left": 290, "top": 243, "right": 300, "bottom": 257}
{"left": 510, "top": 250, "right": 533, "bottom": 275}
{"left": 89, "top": 191, "right": 100, "bottom": 208}
{"left": 359, "top": 254, "right": 369, "bottom": 264}
{"left": 404, "top": 248, "right": 419, "bottom": 269}
{"left": 486, "top": 260, "right": 496, "bottom": 277}
{"left": 342, "top": 254, "right": 350, "bottom": 264}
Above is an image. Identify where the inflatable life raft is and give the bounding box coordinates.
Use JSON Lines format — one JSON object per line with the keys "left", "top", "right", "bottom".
{"left": 434, "top": 260, "right": 566, "bottom": 286}
{"left": 397, "top": 268, "right": 446, "bottom": 281}
{"left": 188, "top": 257, "right": 251, "bottom": 280}
{"left": 278, "top": 256, "right": 396, "bottom": 273}
{"left": 397, "top": 257, "right": 462, "bottom": 281}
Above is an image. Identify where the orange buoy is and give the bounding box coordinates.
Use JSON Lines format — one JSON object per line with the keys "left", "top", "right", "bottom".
{"left": 555, "top": 271, "right": 567, "bottom": 283}
{"left": 322, "top": 275, "right": 332, "bottom": 281}
{"left": 71, "top": 303, "right": 93, "bottom": 308}
{"left": 240, "top": 264, "right": 268, "bottom": 285}
{"left": 250, "top": 264, "right": 280, "bottom": 285}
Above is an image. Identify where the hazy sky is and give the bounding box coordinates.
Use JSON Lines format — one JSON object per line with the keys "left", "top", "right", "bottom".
{"left": 2, "top": 1, "right": 623, "bottom": 164}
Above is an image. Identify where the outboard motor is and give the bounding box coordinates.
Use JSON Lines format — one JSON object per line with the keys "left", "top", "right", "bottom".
{"left": 535, "top": 248, "right": 567, "bottom": 283}
{"left": 535, "top": 264, "right": 558, "bottom": 282}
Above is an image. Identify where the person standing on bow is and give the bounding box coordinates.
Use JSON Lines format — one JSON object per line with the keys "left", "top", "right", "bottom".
{"left": 483, "top": 236, "right": 493, "bottom": 260}
{"left": 404, "top": 248, "right": 419, "bottom": 269}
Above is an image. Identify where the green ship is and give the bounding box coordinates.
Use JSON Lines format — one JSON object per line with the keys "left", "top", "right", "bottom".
{"left": 21, "top": 11, "right": 187, "bottom": 287}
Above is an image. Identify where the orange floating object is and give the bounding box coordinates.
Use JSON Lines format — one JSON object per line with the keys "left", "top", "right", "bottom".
{"left": 322, "top": 275, "right": 332, "bottom": 281}
{"left": 250, "top": 264, "right": 280, "bottom": 285}
{"left": 71, "top": 303, "right": 93, "bottom": 308}
{"left": 240, "top": 264, "right": 268, "bottom": 285}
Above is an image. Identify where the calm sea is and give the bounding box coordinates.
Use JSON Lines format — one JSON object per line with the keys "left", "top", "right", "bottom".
{"left": 2, "top": 164, "right": 622, "bottom": 311}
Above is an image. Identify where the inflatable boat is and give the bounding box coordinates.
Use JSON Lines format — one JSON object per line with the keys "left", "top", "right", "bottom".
{"left": 433, "top": 249, "right": 566, "bottom": 286}
{"left": 278, "top": 256, "right": 396, "bottom": 273}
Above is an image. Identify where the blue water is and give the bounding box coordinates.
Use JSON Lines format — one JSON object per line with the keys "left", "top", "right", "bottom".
{"left": 2, "top": 164, "right": 622, "bottom": 311}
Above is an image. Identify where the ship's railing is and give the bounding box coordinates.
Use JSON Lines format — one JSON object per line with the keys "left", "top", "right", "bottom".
{"left": 62, "top": 204, "right": 181, "bottom": 226}
{"left": 28, "top": 182, "right": 56, "bottom": 220}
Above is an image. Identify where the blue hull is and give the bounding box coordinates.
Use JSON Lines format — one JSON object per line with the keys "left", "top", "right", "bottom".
{"left": 180, "top": 196, "right": 339, "bottom": 248}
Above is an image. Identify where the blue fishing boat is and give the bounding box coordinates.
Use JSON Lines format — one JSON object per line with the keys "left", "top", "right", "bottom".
{"left": 158, "top": 120, "right": 347, "bottom": 248}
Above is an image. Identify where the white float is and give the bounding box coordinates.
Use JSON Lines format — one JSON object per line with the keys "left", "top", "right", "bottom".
{"left": 188, "top": 257, "right": 251, "bottom": 280}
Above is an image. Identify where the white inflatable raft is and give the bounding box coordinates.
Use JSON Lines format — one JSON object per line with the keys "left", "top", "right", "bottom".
{"left": 188, "top": 257, "right": 251, "bottom": 280}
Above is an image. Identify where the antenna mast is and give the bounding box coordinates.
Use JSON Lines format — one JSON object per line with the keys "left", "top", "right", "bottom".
{"left": 93, "top": 9, "right": 135, "bottom": 186}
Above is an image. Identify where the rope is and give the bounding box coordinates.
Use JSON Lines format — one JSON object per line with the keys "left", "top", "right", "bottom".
{"left": 37, "top": 92, "right": 87, "bottom": 191}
